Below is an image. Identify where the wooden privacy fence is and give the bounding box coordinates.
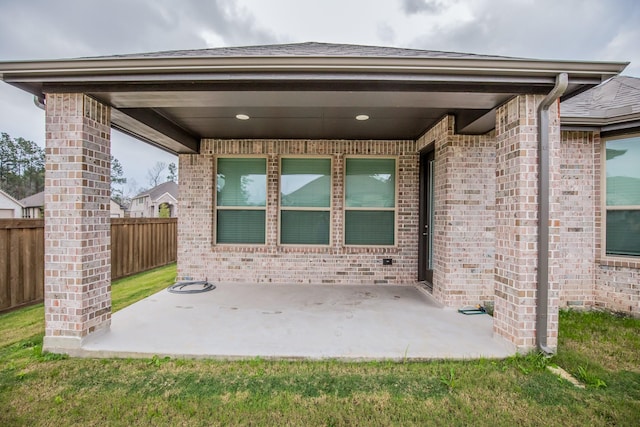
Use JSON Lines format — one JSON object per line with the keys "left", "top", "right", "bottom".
{"left": 0, "top": 217, "right": 177, "bottom": 313}
{"left": 0, "top": 219, "right": 44, "bottom": 313}
{"left": 110, "top": 218, "right": 177, "bottom": 280}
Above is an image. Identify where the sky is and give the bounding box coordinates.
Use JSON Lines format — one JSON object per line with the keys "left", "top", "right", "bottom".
{"left": 0, "top": 0, "right": 638, "bottom": 195}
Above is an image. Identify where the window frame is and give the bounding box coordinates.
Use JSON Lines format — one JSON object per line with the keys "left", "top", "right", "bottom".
{"left": 278, "top": 155, "right": 333, "bottom": 246}
{"left": 214, "top": 155, "right": 268, "bottom": 246}
{"left": 601, "top": 132, "right": 640, "bottom": 261}
{"left": 343, "top": 155, "right": 398, "bottom": 247}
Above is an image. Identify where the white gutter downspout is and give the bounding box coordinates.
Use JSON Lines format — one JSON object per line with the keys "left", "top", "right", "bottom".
{"left": 537, "top": 73, "right": 568, "bottom": 355}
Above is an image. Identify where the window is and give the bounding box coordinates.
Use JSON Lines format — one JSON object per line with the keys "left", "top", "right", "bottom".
{"left": 280, "top": 158, "right": 331, "bottom": 245}
{"left": 605, "top": 136, "right": 640, "bottom": 257}
{"left": 216, "top": 157, "right": 266, "bottom": 244}
{"left": 344, "top": 158, "right": 396, "bottom": 245}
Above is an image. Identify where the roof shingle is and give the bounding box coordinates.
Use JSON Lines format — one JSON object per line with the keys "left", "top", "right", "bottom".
{"left": 134, "top": 181, "right": 178, "bottom": 201}
{"left": 92, "top": 41, "right": 520, "bottom": 61}
{"left": 561, "top": 75, "right": 640, "bottom": 119}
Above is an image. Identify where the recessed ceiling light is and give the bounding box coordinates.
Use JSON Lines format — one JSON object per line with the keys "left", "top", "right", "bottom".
{"left": 235, "top": 114, "right": 250, "bottom": 120}
{"left": 355, "top": 114, "right": 369, "bottom": 121}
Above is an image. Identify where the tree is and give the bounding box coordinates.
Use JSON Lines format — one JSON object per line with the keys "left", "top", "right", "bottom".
{"left": 0, "top": 132, "right": 45, "bottom": 200}
{"left": 167, "top": 162, "right": 177, "bottom": 182}
{"left": 146, "top": 161, "right": 167, "bottom": 187}
{"left": 125, "top": 178, "right": 145, "bottom": 199}
{"left": 158, "top": 203, "right": 171, "bottom": 218}
{"left": 110, "top": 155, "right": 127, "bottom": 206}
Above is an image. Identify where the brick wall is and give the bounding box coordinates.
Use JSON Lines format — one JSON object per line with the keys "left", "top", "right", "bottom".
{"left": 557, "top": 131, "right": 597, "bottom": 308}
{"left": 557, "top": 130, "right": 640, "bottom": 316}
{"left": 417, "top": 116, "right": 496, "bottom": 306}
{"left": 596, "top": 265, "right": 640, "bottom": 313}
{"left": 558, "top": 131, "right": 640, "bottom": 315}
{"left": 43, "top": 94, "right": 111, "bottom": 346}
{"left": 178, "top": 139, "right": 419, "bottom": 284}
{"left": 176, "top": 116, "right": 639, "bottom": 332}
{"left": 493, "top": 95, "right": 561, "bottom": 350}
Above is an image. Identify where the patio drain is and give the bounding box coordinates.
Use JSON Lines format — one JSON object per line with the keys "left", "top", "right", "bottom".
{"left": 167, "top": 281, "right": 216, "bottom": 294}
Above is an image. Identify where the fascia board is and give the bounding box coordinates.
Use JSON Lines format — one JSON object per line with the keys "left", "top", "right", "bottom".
{"left": 0, "top": 56, "right": 629, "bottom": 81}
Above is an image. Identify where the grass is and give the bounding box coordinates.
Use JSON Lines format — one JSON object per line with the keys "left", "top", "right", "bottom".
{"left": 1, "top": 270, "right": 639, "bottom": 426}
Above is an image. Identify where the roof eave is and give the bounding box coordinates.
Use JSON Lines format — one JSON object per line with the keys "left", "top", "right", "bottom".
{"left": 0, "top": 189, "right": 25, "bottom": 207}
{"left": 0, "top": 55, "right": 628, "bottom": 82}
{"left": 561, "top": 112, "right": 640, "bottom": 133}
{"left": 153, "top": 192, "right": 178, "bottom": 202}
{"left": 561, "top": 111, "right": 640, "bottom": 125}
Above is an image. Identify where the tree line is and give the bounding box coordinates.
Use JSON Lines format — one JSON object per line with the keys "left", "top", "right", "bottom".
{"left": 0, "top": 132, "right": 45, "bottom": 200}
{"left": 0, "top": 132, "right": 176, "bottom": 206}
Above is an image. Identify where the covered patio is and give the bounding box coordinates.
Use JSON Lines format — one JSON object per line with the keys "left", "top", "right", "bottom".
{"left": 80, "top": 283, "right": 515, "bottom": 360}
{"left": 0, "top": 42, "right": 628, "bottom": 358}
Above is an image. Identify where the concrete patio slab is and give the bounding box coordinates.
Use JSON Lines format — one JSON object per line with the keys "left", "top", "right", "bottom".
{"left": 80, "top": 283, "right": 516, "bottom": 360}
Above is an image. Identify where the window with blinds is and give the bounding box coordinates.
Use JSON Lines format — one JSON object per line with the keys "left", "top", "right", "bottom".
{"left": 280, "top": 158, "right": 331, "bottom": 245}
{"left": 344, "top": 157, "right": 396, "bottom": 246}
{"left": 216, "top": 157, "right": 267, "bottom": 244}
{"left": 605, "top": 136, "right": 640, "bottom": 257}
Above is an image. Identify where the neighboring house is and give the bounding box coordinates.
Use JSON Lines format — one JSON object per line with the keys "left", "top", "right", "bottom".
{"left": 0, "top": 189, "right": 24, "bottom": 218}
{"left": 1, "top": 42, "right": 637, "bottom": 356}
{"left": 20, "top": 190, "right": 129, "bottom": 218}
{"left": 129, "top": 181, "right": 178, "bottom": 218}
{"left": 110, "top": 199, "right": 126, "bottom": 218}
{"left": 19, "top": 191, "right": 44, "bottom": 218}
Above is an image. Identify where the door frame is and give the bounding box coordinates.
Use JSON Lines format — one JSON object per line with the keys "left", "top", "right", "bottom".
{"left": 418, "top": 148, "right": 435, "bottom": 284}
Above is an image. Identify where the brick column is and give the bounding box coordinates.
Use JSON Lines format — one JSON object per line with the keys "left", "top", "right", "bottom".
{"left": 43, "top": 94, "right": 112, "bottom": 353}
{"left": 493, "top": 95, "right": 561, "bottom": 352}
{"left": 177, "top": 153, "right": 213, "bottom": 280}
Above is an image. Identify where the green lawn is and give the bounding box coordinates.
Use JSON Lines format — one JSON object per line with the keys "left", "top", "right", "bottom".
{"left": 1, "top": 267, "right": 639, "bottom": 426}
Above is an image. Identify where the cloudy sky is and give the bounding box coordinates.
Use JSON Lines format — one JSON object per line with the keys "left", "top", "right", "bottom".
{"left": 0, "top": 0, "right": 638, "bottom": 192}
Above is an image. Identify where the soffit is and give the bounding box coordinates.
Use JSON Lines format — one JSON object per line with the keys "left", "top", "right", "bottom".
{"left": 92, "top": 89, "right": 512, "bottom": 142}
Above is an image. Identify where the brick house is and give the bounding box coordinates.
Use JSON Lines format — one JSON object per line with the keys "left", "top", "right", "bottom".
{"left": 0, "top": 42, "right": 636, "bottom": 356}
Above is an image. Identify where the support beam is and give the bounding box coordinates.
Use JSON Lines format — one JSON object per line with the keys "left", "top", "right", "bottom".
{"left": 115, "top": 108, "right": 199, "bottom": 154}
{"left": 43, "top": 94, "right": 112, "bottom": 353}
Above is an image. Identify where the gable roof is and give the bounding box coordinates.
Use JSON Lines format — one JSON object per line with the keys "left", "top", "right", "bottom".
{"left": 561, "top": 75, "right": 640, "bottom": 132}
{"left": 19, "top": 191, "right": 44, "bottom": 208}
{"left": 134, "top": 181, "right": 178, "bottom": 201}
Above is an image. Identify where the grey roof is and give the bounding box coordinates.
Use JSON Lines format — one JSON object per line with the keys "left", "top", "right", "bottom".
{"left": 561, "top": 76, "right": 640, "bottom": 119}
{"left": 94, "top": 41, "right": 519, "bottom": 61}
{"left": 134, "top": 181, "right": 178, "bottom": 201}
{"left": 0, "top": 42, "right": 628, "bottom": 152}
{"left": 20, "top": 191, "right": 131, "bottom": 208}
{"left": 19, "top": 191, "right": 44, "bottom": 208}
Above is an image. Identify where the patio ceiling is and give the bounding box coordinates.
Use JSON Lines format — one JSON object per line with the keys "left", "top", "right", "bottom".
{"left": 0, "top": 43, "right": 628, "bottom": 154}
